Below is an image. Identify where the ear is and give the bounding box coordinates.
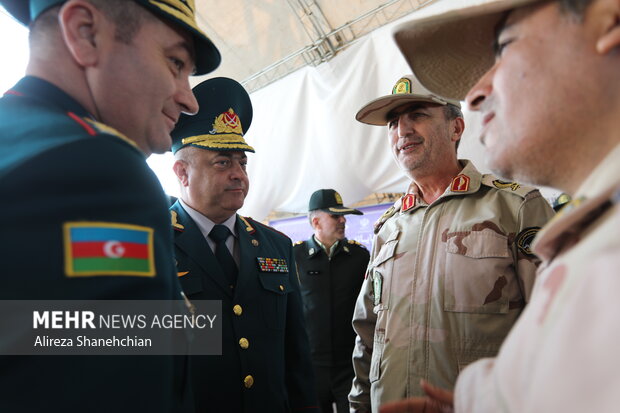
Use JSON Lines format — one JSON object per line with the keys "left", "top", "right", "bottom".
{"left": 173, "top": 160, "right": 190, "bottom": 187}
{"left": 595, "top": 0, "right": 620, "bottom": 54}
{"left": 58, "top": 0, "right": 105, "bottom": 67}
{"left": 450, "top": 116, "right": 465, "bottom": 143}
{"left": 310, "top": 215, "right": 320, "bottom": 230}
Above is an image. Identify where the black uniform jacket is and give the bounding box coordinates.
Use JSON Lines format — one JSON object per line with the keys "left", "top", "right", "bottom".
{"left": 170, "top": 201, "right": 319, "bottom": 413}
{"left": 0, "top": 77, "right": 186, "bottom": 412}
{"left": 294, "top": 237, "right": 370, "bottom": 367}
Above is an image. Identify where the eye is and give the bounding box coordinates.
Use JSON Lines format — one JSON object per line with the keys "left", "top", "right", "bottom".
{"left": 169, "top": 56, "right": 185, "bottom": 73}
{"left": 495, "top": 38, "right": 514, "bottom": 58}
{"left": 387, "top": 119, "right": 398, "bottom": 129}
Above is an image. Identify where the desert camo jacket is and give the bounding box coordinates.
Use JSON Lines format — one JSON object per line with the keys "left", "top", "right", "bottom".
{"left": 454, "top": 145, "right": 620, "bottom": 413}
{"left": 349, "top": 160, "right": 555, "bottom": 412}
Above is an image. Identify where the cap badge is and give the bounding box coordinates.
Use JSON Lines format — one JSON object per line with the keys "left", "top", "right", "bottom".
{"left": 334, "top": 192, "right": 343, "bottom": 205}
{"left": 211, "top": 108, "right": 243, "bottom": 136}
{"left": 392, "top": 78, "right": 411, "bottom": 95}
{"left": 451, "top": 174, "right": 470, "bottom": 192}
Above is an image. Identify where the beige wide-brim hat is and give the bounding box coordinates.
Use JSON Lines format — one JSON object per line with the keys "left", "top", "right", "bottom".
{"left": 355, "top": 74, "right": 461, "bottom": 126}
{"left": 393, "top": 0, "right": 541, "bottom": 101}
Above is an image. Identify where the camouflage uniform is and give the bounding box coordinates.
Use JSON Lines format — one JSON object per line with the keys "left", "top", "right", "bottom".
{"left": 454, "top": 145, "right": 620, "bottom": 412}
{"left": 349, "top": 160, "right": 555, "bottom": 412}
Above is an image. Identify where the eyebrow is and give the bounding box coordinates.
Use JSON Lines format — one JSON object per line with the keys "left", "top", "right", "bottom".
{"left": 386, "top": 103, "right": 430, "bottom": 121}
{"left": 492, "top": 11, "right": 513, "bottom": 55}
{"left": 170, "top": 40, "right": 197, "bottom": 74}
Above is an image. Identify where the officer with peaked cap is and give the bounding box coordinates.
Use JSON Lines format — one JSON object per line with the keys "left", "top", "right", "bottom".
{"left": 170, "top": 77, "right": 319, "bottom": 413}
{"left": 0, "top": 0, "right": 220, "bottom": 411}
{"left": 382, "top": 0, "right": 620, "bottom": 412}
{"left": 348, "top": 74, "right": 554, "bottom": 413}
{"left": 293, "top": 189, "right": 369, "bottom": 413}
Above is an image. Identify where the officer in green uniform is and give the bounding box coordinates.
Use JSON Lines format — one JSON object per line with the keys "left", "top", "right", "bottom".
{"left": 0, "top": 0, "right": 219, "bottom": 411}
{"left": 294, "top": 189, "right": 370, "bottom": 413}
{"left": 169, "top": 77, "right": 319, "bottom": 413}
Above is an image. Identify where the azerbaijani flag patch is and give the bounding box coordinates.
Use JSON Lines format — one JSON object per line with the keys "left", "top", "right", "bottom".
{"left": 64, "top": 222, "right": 155, "bottom": 277}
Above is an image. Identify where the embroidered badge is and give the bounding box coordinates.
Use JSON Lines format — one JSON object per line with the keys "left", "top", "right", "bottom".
{"left": 451, "top": 174, "right": 470, "bottom": 192}
{"left": 256, "top": 257, "right": 288, "bottom": 273}
{"left": 493, "top": 179, "right": 521, "bottom": 191}
{"left": 401, "top": 194, "right": 416, "bottom": 213}
{"left": 373, "top": 270, "right": 383, "bottom": 306}
{"left": 516, "top": 227, "right": 541, "bottom": 257}
{"left": 251, "top": 239, "right": 259, "bottom": 247}
{"left": 343, "top": 246, "right": 350, "bottom": 253}
{"left": 392, "top": 77, "right": 411, "bottom": 95}
{"left": 64, "top": 222, "right": 155, "bottom": 277}
{"left": 308, "top": 248, "right": 315, "bottom": 256}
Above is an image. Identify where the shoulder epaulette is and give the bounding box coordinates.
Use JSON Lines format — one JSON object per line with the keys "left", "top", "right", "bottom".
{"left": 481, "top": 174, "right": 540, "bottom": 199}
{"left": 347, "top": 239, "right": 367, "bottom": 249}
{"left": 374, "top": 201, "right": 399, "bottom": 234}
{"left": 245, "top": 217, "right": 290, "bottom": 240}
{"left": 293, "top": 240, "right": 304, "bottom": 246}
{"left": 78, "top": 116, "right": 140, "bottom": 150}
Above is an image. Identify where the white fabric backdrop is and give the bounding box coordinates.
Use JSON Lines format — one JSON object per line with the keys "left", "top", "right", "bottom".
{"left": 148, "top": 13, "right": 556, "bottom": 221}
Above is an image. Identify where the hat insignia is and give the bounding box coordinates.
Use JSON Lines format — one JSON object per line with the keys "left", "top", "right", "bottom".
{"left": 334, "top": 192, "right": 343, "bottom": 205}
{"left": 211, "top": 108, "right": 244, "bottom": 136}
{"left": 392, "top": 78, "right": 411, "bottom": 95}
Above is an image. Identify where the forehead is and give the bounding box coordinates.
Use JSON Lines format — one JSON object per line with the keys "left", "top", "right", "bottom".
{"left": 387, "top": 102, "right": 443, "bottom": 119}
{"left": 497, "top": 1, "right": 552, "bottom": 37}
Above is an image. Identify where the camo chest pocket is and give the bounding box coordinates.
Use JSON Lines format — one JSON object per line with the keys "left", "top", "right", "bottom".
{"left": 444, "top": 228, "right": 513, "bottom": 314}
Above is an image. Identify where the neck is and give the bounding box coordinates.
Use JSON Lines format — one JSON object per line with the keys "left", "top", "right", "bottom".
{"left": 410, "top": 160, "right": 462, "bottom": 204}
{"left": 314, "top": 234, "right": 338, "bottom": 251}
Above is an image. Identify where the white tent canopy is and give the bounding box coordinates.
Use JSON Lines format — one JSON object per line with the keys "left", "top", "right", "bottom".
{"left": 147, "top": 11, "right": 535, "bottom": 221}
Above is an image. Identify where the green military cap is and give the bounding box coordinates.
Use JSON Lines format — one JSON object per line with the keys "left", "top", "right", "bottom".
{"left": 0, "top": 0, "right": 220, "bottom": 75}
{"left": 171, "top": 77, "right": 255, "bottom": 154}
{"left": 355, "top": 74, "right": 461, "bottom": 126}
{"left": 309, "top": 189, "right": 362, "bottom": 215}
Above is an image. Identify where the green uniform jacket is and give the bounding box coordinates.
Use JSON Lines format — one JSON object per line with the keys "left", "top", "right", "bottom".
{"left": 0, "top": 77, "right": 187, "bottom": 412}
{"left": 170, "top": 201, "right": 319, "bottom": 413}
{"left": 294, "top": 237, "right": 369, "bottom": 368}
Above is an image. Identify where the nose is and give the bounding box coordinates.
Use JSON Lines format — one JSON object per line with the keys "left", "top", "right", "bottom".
{"left": 398, "top": 113, "right": 414, "bottom": 138}
{"left": 177, "top": 77, "right": 199, "bottom": 116}
{"left": 338, "top": 215, "right": 346, "bottom": 224}
{"left": 465, "top": 63, "right": 496, "bottom": 111}
{"left": 229, "top": 159, "right": 247, "bottom": 180}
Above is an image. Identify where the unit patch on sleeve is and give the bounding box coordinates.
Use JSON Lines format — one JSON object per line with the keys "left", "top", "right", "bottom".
{"left": 256, "top": 257, "right": 289, "bottom": 273}
{"left": 63, "top": 222, "right": 155, "bottom": 277}
{"left": 515, "top": 227, "right": 541, "bottom": 257}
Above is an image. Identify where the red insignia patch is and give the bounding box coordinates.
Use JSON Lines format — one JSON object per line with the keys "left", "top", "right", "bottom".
{"left": 401, "top": 194, "right": 416, "bottom": 212}
{"left": 222, "top": 111, "right": 240, "bottom": 129}
{"left": 450, "top": 174, "right": 470, "bottom": 192}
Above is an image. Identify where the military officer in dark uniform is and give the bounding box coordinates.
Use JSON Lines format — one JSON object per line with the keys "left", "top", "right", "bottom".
{"left": 294, "top": 189, "right": 370, "bottom": 413}
{"left": 169, "top": 77, "right": 319, "bottom": 413}
{"left": 0, "top": 0, "right": 220, "bottom": 411}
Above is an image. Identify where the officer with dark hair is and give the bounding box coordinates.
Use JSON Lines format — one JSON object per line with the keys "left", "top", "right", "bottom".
{"left": 170, "top": 77, "right": 319, "bottom": 413}
{"left": 294, "top": 189, "right": 370, "bottom": 413}
{"left": 0, "top": 0, "right": 220, "bottom": 411}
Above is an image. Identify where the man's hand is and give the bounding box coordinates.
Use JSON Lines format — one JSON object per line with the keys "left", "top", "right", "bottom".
{"left": 379, "top": 380, "right": 454, "bottom": 413}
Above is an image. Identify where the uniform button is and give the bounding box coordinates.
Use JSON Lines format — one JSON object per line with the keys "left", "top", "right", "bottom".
{"left": 239, "top": 338, "right": 249, "bottom": 349}
{"left": 233, "top": 305, "right": 243, "bottom": 316}
{"left": 243, "top": 375, "right": 254, "bottom": 388}
{"left": 279, "top": 285, "right": 284, "bottom": 291}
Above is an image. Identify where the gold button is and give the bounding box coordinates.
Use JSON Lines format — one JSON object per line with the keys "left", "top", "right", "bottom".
{"left": 252, "top": 239, "right": 259, "bottom": 246}
{"left": 233, "top": 305, "right": 243, "bottom": 316}
{"left": 279, "top": 285, "right": 284, "bottom": 291}
{"left": 243, "top": 375, "right": 254, "bottom": 388}
{"left": 239, "top": 338, "right": 249, "bottom": 349}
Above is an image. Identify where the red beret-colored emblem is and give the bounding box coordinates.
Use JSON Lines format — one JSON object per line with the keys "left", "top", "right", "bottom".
{"left": 222, "top": 111, "right": 240, "bottom": 129}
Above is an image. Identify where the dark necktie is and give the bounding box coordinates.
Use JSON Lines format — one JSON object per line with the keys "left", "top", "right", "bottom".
{"left": 209, "top": 224, "right": 238, "bottom": 287}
